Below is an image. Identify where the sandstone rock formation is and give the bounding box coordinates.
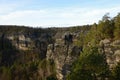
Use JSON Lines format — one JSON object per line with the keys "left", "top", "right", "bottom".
{"left": 100, "top": 39, "right": 120, "bottom": 69}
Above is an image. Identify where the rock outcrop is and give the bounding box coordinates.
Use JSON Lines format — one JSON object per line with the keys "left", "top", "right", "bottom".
{"left": 47, "top": 42, "right": 82, "bottom": 80}
{"left": 4, "top": 33, "right": 54, "bottom": 60}
{"left": 100, "top": 39, "right": 120, "bottom": 69}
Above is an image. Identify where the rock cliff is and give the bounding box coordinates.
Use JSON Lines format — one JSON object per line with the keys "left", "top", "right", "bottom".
{"left": 100, "top": 39, "right": 120, "bottom": 69}
{"left": 47, "top": 43, "right": 82, "bottom": 80}
{"left": 0, "top": 26, "right": 83, "bottom": 80}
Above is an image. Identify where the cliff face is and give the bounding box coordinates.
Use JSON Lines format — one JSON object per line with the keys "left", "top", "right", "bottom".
{"left": 4, "top": 31, "right": 82, "bottom": 80}
{"left": 100, "top": 39, "right": 120, "bottom": 69}
{"left": 47, "top": 43, "right": 82, "bottom": 80}
{"left": 4, "top": 32, "right": 54, "bottom": 60}
{"left": 1, "top": 27, "right": 83, "bottom": 80}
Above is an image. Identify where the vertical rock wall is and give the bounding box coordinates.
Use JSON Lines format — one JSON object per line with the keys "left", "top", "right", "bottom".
{"left": 47, "top": 43, "right": 82, "bottom": 80}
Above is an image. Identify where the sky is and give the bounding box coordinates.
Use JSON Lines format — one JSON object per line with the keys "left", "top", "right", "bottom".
{"left": 0, "top": 0, "right": 120, "bottom": 27}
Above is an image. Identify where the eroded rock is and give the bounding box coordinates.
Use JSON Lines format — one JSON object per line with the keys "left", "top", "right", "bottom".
{"left": 47, "top": 43, "right": 82, "bottom": 80}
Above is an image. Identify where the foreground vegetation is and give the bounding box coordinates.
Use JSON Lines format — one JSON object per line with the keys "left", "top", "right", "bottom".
{"left": 67, "top": 13, "right": 120, "bottom": 80}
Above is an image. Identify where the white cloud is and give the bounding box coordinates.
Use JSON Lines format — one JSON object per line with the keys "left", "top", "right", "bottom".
{"left": 0, "top": 6, "right": 120, "bottom": 27}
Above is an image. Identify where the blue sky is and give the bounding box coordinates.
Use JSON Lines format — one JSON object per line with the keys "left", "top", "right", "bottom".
{"left": 0, "top": 0, "right": 120, "bottom": 27}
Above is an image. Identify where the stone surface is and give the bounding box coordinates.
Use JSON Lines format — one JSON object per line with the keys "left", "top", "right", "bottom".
{"left": 47, "top": 43, "right": 82, "bottom": 80}
{"left": 100, "top": 39, "right": 120, "bottom": 69}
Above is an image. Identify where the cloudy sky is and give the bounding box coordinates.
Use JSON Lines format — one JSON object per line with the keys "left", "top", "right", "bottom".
{"left": 0, "top": 0, "right": 120, "bottom": 27}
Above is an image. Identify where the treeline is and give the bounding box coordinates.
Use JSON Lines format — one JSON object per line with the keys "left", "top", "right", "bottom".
{"left": 86, "top": 13, "right": 120, "bottom": 42}
{"left": 75, "top": 13, "right": 120, "bottom": 46}
{"left": 0, "top": 25, "right": 56, "bottom": 37}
